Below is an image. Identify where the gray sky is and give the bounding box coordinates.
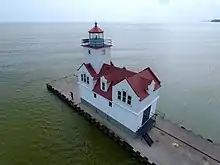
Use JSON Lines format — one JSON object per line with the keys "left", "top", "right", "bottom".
{"left": 1, "top": 0, "right": 220, "bottom": 22}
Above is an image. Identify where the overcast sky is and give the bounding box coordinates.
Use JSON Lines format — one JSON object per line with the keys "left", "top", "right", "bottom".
{"left": 0, "top": 0, "right": 220, "bottom": 22}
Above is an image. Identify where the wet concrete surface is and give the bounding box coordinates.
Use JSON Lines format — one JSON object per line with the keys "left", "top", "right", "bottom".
{"left": 49, "top": 75, "right": 220, "bottom": 165}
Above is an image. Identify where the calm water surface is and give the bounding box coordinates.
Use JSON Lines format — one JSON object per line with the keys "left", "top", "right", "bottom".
{"left": 1, "top": 22, "right": 220, "bottom": 164}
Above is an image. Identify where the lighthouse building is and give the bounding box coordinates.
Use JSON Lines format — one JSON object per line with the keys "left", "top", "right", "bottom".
{"left": 77, "top": 22, "right": 161, "bottom": 136}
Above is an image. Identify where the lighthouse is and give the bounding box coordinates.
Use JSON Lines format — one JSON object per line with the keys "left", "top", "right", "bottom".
{"left": 81, "top": 22, "right": 112, "bottom": 73}
{"left": 77, "top": 23, "right": 161, "bottom": 139}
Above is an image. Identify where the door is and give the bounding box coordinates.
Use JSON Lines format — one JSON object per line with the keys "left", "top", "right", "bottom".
{"left": 142, "top": 106, "right": 151, "bottom": 125}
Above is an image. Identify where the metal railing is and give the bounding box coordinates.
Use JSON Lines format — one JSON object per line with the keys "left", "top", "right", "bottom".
{"left": 81, "top": 38, "right": 112, "bottom": 47}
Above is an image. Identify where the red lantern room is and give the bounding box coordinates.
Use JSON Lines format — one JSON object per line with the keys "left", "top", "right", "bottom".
{"left": 82, "top": 22, "right": 112, "bottom": 49}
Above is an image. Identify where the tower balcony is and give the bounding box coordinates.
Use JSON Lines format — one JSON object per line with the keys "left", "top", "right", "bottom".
{"left": 81, "top": 38, "right": 112, "bottom": 48}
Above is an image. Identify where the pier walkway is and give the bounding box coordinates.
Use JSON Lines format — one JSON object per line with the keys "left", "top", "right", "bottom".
{"left": 48, "top": 75, "right": 220, "bottom": 165}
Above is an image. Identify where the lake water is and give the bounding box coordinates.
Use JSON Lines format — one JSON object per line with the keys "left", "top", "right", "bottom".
{"left": 1, "top": 22, "right": 220, "bottom": 164}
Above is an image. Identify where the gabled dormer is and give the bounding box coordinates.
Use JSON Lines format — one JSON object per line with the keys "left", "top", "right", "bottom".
{"left": 147, "top": 80, "right": 155, "bottom": 95}
{"left": 77, "top": 63, "right": 97, "bottom": 89}
{"left": 100, "top": 76, "right": 108, "bottom": 92}
{"left": 112, "top": 79, "right": 137, "bottom": 109}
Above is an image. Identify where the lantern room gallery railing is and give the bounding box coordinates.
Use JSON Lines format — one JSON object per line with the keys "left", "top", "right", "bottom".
{"left": 81, "top": 38, "right": 112, "bottom": 48}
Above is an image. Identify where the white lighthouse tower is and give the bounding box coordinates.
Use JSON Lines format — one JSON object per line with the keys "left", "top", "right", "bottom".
{"left": 81, "top": 22, "right": 112, "bottom": 73}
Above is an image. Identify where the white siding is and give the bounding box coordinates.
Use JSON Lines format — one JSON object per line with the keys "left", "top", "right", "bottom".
{"left": 79, "top": 84, "right": 141, "bottom": 132}
{"left": 149, "top": 100, "right": 157, "bottom": 118}
{"left": 112, "top": 79, "right": 160, "bottom": 130}
{"left": 113, "top": 79, "right": 159, "bottom": 113}
{"left": 136, "top": 99, "right": 158, "bottom": 128}
{"left": 83, "top": 47, "right": 111, "bottom": 73}
{"left": 100, "top": 76, "right": 108, "bottom": 92}
{"left": 77, "top": 64, "right": 94, "bottom": 89}
{"left": 77, "top": 66, "right": 160, "bottom": 133}
{"left": 137, "top": 111, "right": 145, "bottom": 130}
{"left": 137, "top": 90, "right": 160, "bottom": 114}
{"left": 112, "top": 79, "right": 138, "bottom": 112}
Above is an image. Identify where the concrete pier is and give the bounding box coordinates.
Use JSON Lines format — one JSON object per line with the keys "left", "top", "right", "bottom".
{"left": 48, "top": 75, "right": 220, "bottom": 165}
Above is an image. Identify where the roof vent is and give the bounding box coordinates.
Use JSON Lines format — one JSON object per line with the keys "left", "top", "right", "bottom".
{"left": 122, "top": 67, "right": 126, "bottom": 70}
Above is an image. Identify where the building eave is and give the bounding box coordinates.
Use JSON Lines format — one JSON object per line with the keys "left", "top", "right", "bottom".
{"left": 137, "top": 96, "right": 160, "bottom": 115}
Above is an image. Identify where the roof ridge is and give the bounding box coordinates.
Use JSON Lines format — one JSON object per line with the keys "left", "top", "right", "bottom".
{"left": 137, "top": 73, "right": 152, "bottom": 81}
{"left": 138, "top": 67, "right": 150, "bottom": 73}
{"left": 138, "top": 67, "right": 161, "bottom": 83}
{"left": 85, "top": 63, "right": 97, "bottom": 73}
{"left": 77, "top": 63, "right": 84, "bottom": 71}
{"left": 125, "top": 77, "right": 142, "bottom": 99}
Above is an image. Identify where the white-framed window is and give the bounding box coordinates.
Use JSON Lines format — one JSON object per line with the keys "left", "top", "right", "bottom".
{"left": 94, "top": 93, "right": 97, "bottom": 98}
{"left": 109, "top": 102, "right": 112, "bottom": 107}
{"left": 127, "top": 95, "right": 132, "bottom": 105}
{"left": 122, "top": 91, "right": 126, "bottom": 102}
{"left": 102, "top": 82, "right": 106, "bottom": 91}
{"left": 117, "top": 90, "right": 132, "bottom": 105}
{"left": 88, "top": 50, "right": 91, "bottom": 54}
{"left": 83, "top": 74, "right": 86, "bottom": 82}
{"left": 81, "top": 74, "right": 83, "bottom": 81}
{"left": 117, "top": 91, "right": 121, "bottom": 100}
{"left": 86, "top": 76, "right": 89, "bottom": 84}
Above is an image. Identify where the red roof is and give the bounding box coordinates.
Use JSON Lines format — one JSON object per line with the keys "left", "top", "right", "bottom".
{"left": 126, "top": 68, "right": 161, "bottom": 101}
{"left": 83, "top": 63, "right": 161, "bottom": 101}
{"left": 93, "top": 80, "right": 113, "bottom": 101}
{"left": 138, "top": 67, "right": 161, "bottom": 87}
{"left": 88, "top": 22, "right": 104, "bottom": 33}
{"left": 77, "top": 63, "right": 97, "bottom": 78}
{"left": 127, "top": 75, "right": 152, "bottom": 101}
{"left": 104, "top": 67, "right": 135, "bottom": 84}
{"left": 84, "top": 63, "right": 97, "bottom": 78}
{"left": 92, "top": 64, "right": 135, "bottom": 100}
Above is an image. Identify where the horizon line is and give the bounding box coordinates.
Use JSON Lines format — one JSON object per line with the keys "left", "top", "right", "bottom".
{"left": 0, "top": 20, "right": 208, "bottom": 24}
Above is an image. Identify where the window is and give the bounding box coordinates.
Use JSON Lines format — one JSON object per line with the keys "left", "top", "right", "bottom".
{"left": 122, "top": 91, "right": 126, "bottom": 102}
{"left": 81, "top": 74, "right": 83, "bottom": 81}
{"left": 109, "top": 102, "right": 112, "bottom": 107}
{"left": 94, "top": 93, "right": 96, "bottom": 98}
{"left": 102, "top": 82, "right": 105, "bottom": 91}
{"left": 102, "top": 49, "right": 106, "bottom": 55}
{"left": 88, "top": 50, "right": 91, "bottom": 54}
{"left": 127, "top": 95, "right": 132, "bottom": 105}
{"left": 117, "top": 91, "right": 121, "bottom": 100}
{"left": 83, "top": 74, "right": 86, "bottom": 82}
{"left": 86, "top": 77, "right": 89, "bottom": 84}
{"left": 118, "top": 91, "right": 131, "bottom": 105}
